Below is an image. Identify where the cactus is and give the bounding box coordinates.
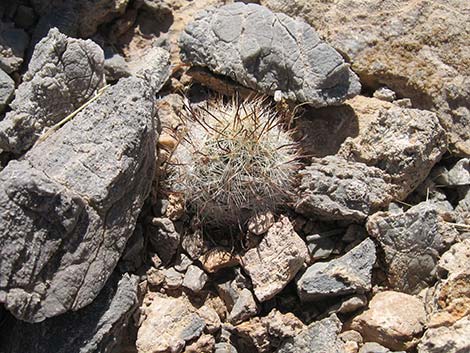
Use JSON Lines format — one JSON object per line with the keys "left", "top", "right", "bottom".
{"left": 167, "top": 95, "right": 301, "bottom": 226}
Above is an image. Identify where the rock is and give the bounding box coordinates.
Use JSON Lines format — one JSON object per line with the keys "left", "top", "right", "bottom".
{"left": 200, "top": 247, "right": 239, "bottom": 273}
{"left": 119, "top": 224, "right": 145, "bottom": 273}
{"left": 0, "top": 68, "right": 14, "bottom": 113}
{"left": 339, "top": 330, "right": 363, "bottom": 346}
{"left": 306, "top": 235, "right": 336, "bottom": 261}
{"left": 418, "top": 316, "right": 470, "bottom": 353}
{"left": 261, "top": 0, "right": 470, "bottom": 155}
{"left": 0, "top": 76, "right": 157, "bottom": 322}
{"left": 228, "top": 288, "right": 258, "bottom": 325}
{"left": 373, "top": 87, "right": 396, "bottom": 102}
{"left": 434, "top": 158, "right": 470, "bottom": 187}
{"left": 184, "top": 334, "right": 216, "bottom": 353}
{"left": 147, "top": 267, "right": 165, "bottom": 288}
{"left": 197, "top": 305, "right": 221, "bottom": 334}
{"left": 437, "top": 239, "right": 470, "bottom": 278}
{"left": 295, "top": 156, "right": 394, "bottom": 221}
{"left": 180, "top": 3, "right": 360, "bottom": 107}
{"left": 163, "top": 267, "right": 184, "bottom": 290}
{"left": 297, "top": 238, "right": 376, "bottom": 301}
{"left": 366, "top": 202, "right": 459, "bottom": 294}
{"left": 174, "top": 253, "right": 193, "bottom": 273}
{"left": 182, "top": 229, "right": 208, "bottom": 260}
{"left": 215, "top": 342, "right": 238, "bottom": 353}
{"left": 0, "top": 28, "right": 105, "bottom": 154}
{"left": 338, "top": 99, "right": 447, "bottom": 199}
{"left": 336, "top": 294, "right": 368, "bottom": 314}
{"left": 183, "top": 265, "right": 208, "bottom": 293}
{"left": 0, "top": 21, "right": 29, "bottom": 73}
{"left": 13, "top": 5, "right": 37, "bottom": 29}
{"left": 247, "top": 211, "right": 275, "bottom": 236}
{"left": 351, "top": 291, "right": 426, "bottom": 351}
{"left": 104, "top": 48, "right": 131, "bottom": 82}
{"left": 359, "top": 342, "right": 390, "bottom": 353}
{"left": 277, "top": 314, "right": 345, "bottom": 353}
{"left": 240, "top": 216, "right": 309, "bottom": 302}
{"left": 216, "top": 268, "right": 252, "bottom": 312}
{"left": 0, "top": 273, "right": 139, "bottom": 353}
{"left": 148, "top": 217, "right": 180, "bottom": 265}
{"left": 137, "top": 294, "right": 206, "bottom": 353}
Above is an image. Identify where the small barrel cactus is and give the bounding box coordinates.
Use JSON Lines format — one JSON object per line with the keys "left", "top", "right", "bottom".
{"left": 168, "top": 95, "right": 300, "bottom": 225}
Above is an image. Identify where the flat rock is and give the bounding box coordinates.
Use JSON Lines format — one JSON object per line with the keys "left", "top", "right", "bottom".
{"left": 366, "top": 202, "right": 459, "bottom": 294}
{"left": 262, "top": 0, "right": 470, "bottom": 155}
{"left": 0, "top": 273, "right": 139, "bottom": 353}
{"left": 296, "top": 156, "right": 394, "bottom": 221}
{"left": 418, "top": 316, "right": 470, "bottom": 353}
{"left": 0, "top": 76, "right": 157, "bottom": 322}
{"left": 179, "top": 3, "right": 360, "bottom": 107}
{"left": 297, "top": 238, "right": 376, "bottom": 301}
{"left": 0, "top": 28, "right": 105, "bottom": 154}
{"left": 136, "top": 294, "right": 206, "bottom": 353}
{"left": 276, "top": 314, "right": 345, "bottom": 353}
{"left": 240, "top": 216, "right": 309, "bottom": 302}
{"left": 351, "top": 291, "right": 426, "bottom": 351}
{"left": 0, "top": 21, "right": 29, "bottom": 73}
{"left": 0, "top": 68, "right": 14, "bottom": 113}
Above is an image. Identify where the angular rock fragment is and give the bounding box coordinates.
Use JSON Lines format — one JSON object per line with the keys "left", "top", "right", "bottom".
{"left": 0, "top": 21, "right": 29, "bottom": 73}
{"left": 0, "top": 273, "right": 139, "bottom": 353}
{"left": 296, "top": 156, "right": 394, "bottom": 221}
{"left": 136, "top": 294, "right": 206, "bottom": 353}
{"left": 216, "top": 268, "right": 252, "bottom": 312}
{"left": 418, "top": 316, "right": 470, "bottom": 353}
{"left": 180, "top": 3, "right": 360, "bottom": 107}
{"left": 0, "top": 76, "right": 157, "bottom": 322}
{"left": 367, "top": 202, "right": 459, "bottom": 294}
{"left": 183, "top": 265, "right": 208, "bottom": 293}
{"left": 351, "top": 291, "right": 426, "bottom": 351}
{"left": 277, "top": 314, "right": 345, "bottom": 353}
{"left": 297, "top": 238, "right": 376, "bottom": 301}
{"left": 228, "top": 288, "right": 259, "bottom": 325}
{"left": 200, "top": 247, "right": 239, "bottom": 274}
{"left": 0, "top": 68, "right": 14, "bottom": 113}
{"left": 240, "top": 216, "right": 309, "bottom": 301}
{"left": 0, "top": 28, "right": 105, "bottom": 154}
{"left": 147, "top": 217, "right": 180, "bottom": 265}
{"left": 434, "top": 158, "right": 470, "bottom": 187}
{"left": 184, "top": 334, "right": 216, "bottom": 353}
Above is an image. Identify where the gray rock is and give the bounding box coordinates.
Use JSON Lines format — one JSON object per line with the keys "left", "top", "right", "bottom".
{"left": 418, "top": 316, "right": 470, "bottom": 353}
{"left": 434, "top": 158, "right": 470, "bottom": 187}
{"left": 0, "top": 273, "right": 139, "bottom": 353}
{"left": 0, "top": 28, "right": 105, "bottom": 154}
{"left": 104, "top": 49, "right": 131, "bottom": 82}
{"left": 0, "top": 76, "right": 157, "bottom": 322}
{"left": 367, "top": 202, "right": 459, "bottom": 294}
{"left": 216, "top": 268, "right": 252, "bottom": 312}
{"left": 128, "top": 46, "right": 171, "bottom": 93}
{"left": 215, "top": 342, "right": 238, "bottom": 353}
{"left": 297, "top": 238, "right": 376, "bottom": 301}
{"left": 119, "top": 224, "right": 145, "bottom": 273}
{"left": 182, "top": 265, "right": 208, "bottom": 293}
{"left": 306, "top": 235, "right": 336, "bottom": 261}
{"left": 276, "top": 314, "right": 345, "bottom": 353}
{"left": 174, "top": 253, "right": 193, "bottom": 272}
{"left": 228, "top": 288, "right": 259, "bottom": 325}
{"left": 148, "top": 217, "right": 180, "bottom": 265}
{"left": 373, "top": 87, "right": 396, "bottom": 102}
{"left": 359, "top": 342, "right": 391, "bottom": 353}
{"left": 296, "top": 156, "right": 394, "bottom": 221}
{"left": 179, "top": 3, "right": 360, "bottom": 107}
{"left": 163, "top": 268, "right": 184, "bottom": 290}
{"left": 0, "top": 68, "right": 14, "bottom": 113}
{"left": 0, "top": 21, "right": 29, "bottom": 73}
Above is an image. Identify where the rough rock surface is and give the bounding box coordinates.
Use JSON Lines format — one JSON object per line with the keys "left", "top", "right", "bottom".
{"left": 297, "top": 238, "right": 376, "bottom": 301}
{"left": 147, "top": 217, "right": 180, "bottom": 265}
{"left": 240, "top": 216, "right": 309, "bottom": 302}
{"left": 418, "top": 316, "right": 470, "bottom": 353}
{"left": 338, "top": 99, "right": 447, "bottom": 199}
{"left": 367, "top": 202, "right": 459, "bottom": 294}
{"left": 277, "top": 314, "right": 345, "bottom": 353}
{"left": 296, "top": 156, "right": 394, "bottom": 221}
{"left": 180, "top": 3, "right": 360, "bottom": 107}
{"left": 182, "top": 265, "right": 208, "bottom": 293}
{"left": 0, "top": 68, "right": 14, "bottom": 113}
{"left": 0, "top": 274, "right": 139, "bottom": 353}
{"left": 0, "top": 21, "right": 29, "bottom": 73}
{"left": 351, "top": 291, "right": 426, "bottom": 351}
{"left": 0, "top": 76, "right": 156, "bottom": 322}
{"left": 0, "top": 28, "right": 105, "bottom": 154}
{"left": 136, "top": 294, "right": 206, "bottom": 353}
{"left": 228, "top": 288, "right": 258, "bottom": 325}
{"left": 261, "top": 0, "right": 470, "bottom": 155}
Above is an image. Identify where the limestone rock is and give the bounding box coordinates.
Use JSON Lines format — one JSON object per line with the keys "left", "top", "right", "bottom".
{"left": 297, "top": 238, "right": 376, "bottom": 301}
{"left": 367, "top": 202, "right": 459, "bottom": 294}
{"left": 0, "top": 273, "right": 139, "bottom": 353}
{"left": 0, "top": 28, "right": 105, "bottom": 154}
{"left": 296, "top": 156, "right": 394, "bottom": 221}
{"left": 351, "top": 291, "right": 426, "bottom": 351}
{"left": 418, "top": 316, "right": 470, "bottom": 353}
{"left": 0, "top": 68, "right": 14, "bottom": 113}
{"left": 0, "top": 76, "right": 157, "bottom": 322}
{"left": 240, "top": 216, "right": 309, "bottom": 302}
{"left": 137, "top": 294, "right": 206, "bottom": 353}
{"left": 182, "top": 265, "right": 208, "bottom": 293}
{"left": 180, "top": 3, "right": 360, "bottom": 107}
{"left": 261, "top": 0, "right": 470, "bottom": 155}
{"left": 0, "top": 21, "right": 29, "bottom": 73}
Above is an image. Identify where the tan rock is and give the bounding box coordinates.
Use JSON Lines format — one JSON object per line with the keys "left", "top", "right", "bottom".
{"left": 351, "top": 291, "right": 426, "bottom": 351}
{"left": 166, "top": 192, "right": 185, "bottom": 221}
{"left": 183, "top": 334, "right": 215, "bottom": 353}
{"left": 247, "top": 211, "right": 275, "bottom": 236}
{"left": 240, "top": 216, "right": 309, "bottom": 301}
{"left": 418, "top": 316, "right": 470, "bottom": 353}
{"left": 200, "top": 247, "right": 239, "bottom": 273}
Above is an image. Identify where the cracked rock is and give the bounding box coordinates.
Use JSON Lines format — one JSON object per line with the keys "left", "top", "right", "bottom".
{"left": 418, "top": 316, "right": 470, "bottom": 353}
{"left": 0, "top": 76, "right": 157, "bottom": 322}
{"left": 297, "top": 238, "right": 376, "bottom": 301}
{"left": 179, "top": 2, "right": 360, "bottom": 107}
{"left": 296, "top": 156, "right": 394, "bottom": 221}
{"left": 240, "top": 215, "right": 309, "bottom": 302}
{"left": 0, "top": 28, "right": 105, "bottom": 154}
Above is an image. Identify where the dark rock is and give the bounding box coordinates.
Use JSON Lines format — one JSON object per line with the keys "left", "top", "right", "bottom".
{"left": 14, "top": 5, "right": 37, "bottom": 29}
{"left": 0, "top": 21, "right": 29, "bottom": 73}
{"left": 148, "top": 217, "right": 180, "bottom": 265}
{"left": 0, "top": 76, "right": 157, "bottom": 322}
{"left": 179, "top": 3, "right": 360, "bottom": 107}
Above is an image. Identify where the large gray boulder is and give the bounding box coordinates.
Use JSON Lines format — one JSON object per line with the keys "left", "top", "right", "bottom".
{"left": 0, "top": 28, "right": 105, "bottom": 154}
{"left": 0, "top": 76, "right": 157, "bottom": 322}
{"left": 0, "top": 273, "right": 139, "bottom": 353}
{"left": 179, "top": 3, "right": 360, "bottom": 107}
